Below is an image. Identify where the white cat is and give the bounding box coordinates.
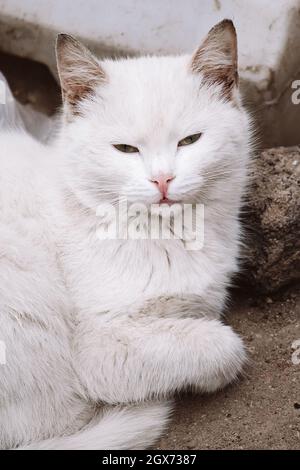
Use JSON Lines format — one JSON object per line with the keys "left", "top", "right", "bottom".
{"left": 0, "top": 20, "right": 251, "bottom": 450}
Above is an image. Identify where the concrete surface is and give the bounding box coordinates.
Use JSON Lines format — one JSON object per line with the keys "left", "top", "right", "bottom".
{"left": 0, "top": 50, "right": 60, "bottom": 115}
{"left": 0, "top": 0, "right": 296, "bottom": 69}
{"left": 1, "top": 1, "right": 300, "bottom": 146}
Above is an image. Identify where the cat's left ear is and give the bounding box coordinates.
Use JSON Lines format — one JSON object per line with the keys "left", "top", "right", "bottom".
{"left": 191, "top": 19, "right": 238, "bottom": 100}
{"left": 56, "top": 34, "right": 106, "bottom": 115}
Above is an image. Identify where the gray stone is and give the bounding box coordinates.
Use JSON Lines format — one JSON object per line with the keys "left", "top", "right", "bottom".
{"left": 243, "top": 146, "right": 300, "bottom": 293}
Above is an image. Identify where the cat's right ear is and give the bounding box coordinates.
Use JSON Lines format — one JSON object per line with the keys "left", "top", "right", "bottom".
{"left": 56, "top": 34, "right": 106, "bottom": 116}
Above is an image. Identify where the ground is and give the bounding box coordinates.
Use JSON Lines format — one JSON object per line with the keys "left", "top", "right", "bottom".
{"left": 1, "top": 51, "right": 299, "bottom": 450}
{"left": 159, "top": 288, "right": 300, "bottom": 450}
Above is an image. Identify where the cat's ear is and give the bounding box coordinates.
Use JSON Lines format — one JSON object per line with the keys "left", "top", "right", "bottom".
{"left": 191, "top": 19, "right": 238, "bottom": 100}
{"left": 56, "top": 34, "right": 106, "bottom": 114}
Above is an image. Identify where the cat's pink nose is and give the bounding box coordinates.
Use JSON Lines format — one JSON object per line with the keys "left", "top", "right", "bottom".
{"left": 151, "top": 174, "right": 175, "bottom": 198}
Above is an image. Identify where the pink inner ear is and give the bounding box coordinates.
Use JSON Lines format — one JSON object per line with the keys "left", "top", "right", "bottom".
{"left": 190, "top": 20, "right": 238, "bottom": 99}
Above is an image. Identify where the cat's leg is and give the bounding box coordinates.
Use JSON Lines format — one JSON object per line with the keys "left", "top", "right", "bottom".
{"left": 74, "top": 314, "right": 246, "bottom": 404}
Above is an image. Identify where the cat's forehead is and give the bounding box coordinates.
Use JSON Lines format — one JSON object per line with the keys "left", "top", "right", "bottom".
{"left": 102, "top": 55, "right": 191, "bottom": 89}
{"left": 96, "top": 55, "right": 207, "bottom": 135}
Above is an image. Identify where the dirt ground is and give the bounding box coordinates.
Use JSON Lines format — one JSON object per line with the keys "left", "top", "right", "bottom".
{"left": 159, "top": 288, "right": 300, "bottom": 450}
{"left": 1, "top": 51, "right": 299, "bottom": 450}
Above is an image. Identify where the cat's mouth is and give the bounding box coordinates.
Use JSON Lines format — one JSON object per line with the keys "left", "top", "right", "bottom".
{"left": 159, "top": 198, "right": 176, "bottom": 205}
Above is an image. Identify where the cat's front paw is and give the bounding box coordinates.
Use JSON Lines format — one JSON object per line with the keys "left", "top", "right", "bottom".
{"left": 193, "top": 321, "right": 246, "bottom": 393}
{"left": 75, "top": 316, "right": 246, "bottom": 404}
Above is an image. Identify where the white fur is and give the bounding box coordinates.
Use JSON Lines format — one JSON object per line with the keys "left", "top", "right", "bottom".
{"left": 0, "top": 34, "right": 251, "bottom": 449}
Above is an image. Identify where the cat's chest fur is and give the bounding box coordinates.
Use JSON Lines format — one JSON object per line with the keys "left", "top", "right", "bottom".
{"left": 60, "top": 213, "right": 236, "bottom": 317}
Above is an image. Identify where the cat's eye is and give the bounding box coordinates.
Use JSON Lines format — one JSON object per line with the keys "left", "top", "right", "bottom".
{"left": 113, "top": 144, "right": 139, "bottom": 154}
{"left": 178, "top": 133, "right": 202, "bottom": 147}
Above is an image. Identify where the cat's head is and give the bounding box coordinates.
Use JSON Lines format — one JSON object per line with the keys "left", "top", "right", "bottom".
{"left": 56, "top": 20, "right": 251, "bottom": 212}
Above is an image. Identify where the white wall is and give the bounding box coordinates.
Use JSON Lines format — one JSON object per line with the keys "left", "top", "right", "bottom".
{"left": 0, "top": 0, "right": 296, "bottom": 69}
{"left": 0, "top": 0, "right": 300, "bottom": 146}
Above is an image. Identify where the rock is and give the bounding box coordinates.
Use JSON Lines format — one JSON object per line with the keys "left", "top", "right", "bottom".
{"left": 243, "top": 146, "right": 300, "bottom": 294}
